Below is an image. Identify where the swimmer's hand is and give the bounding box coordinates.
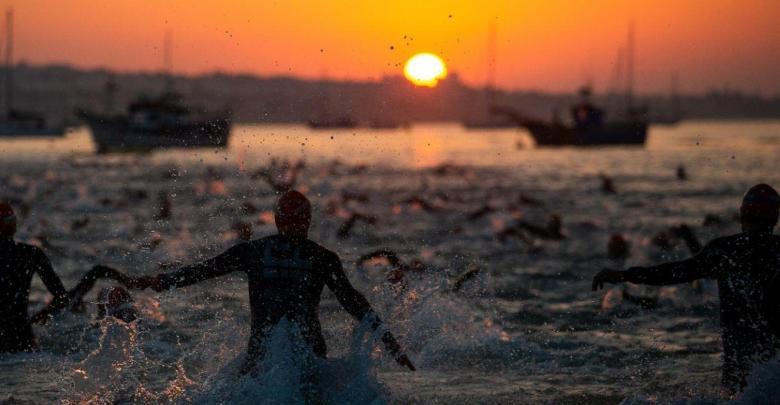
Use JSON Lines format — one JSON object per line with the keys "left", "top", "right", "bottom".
{"left": 592, "top": 268, "right": 627, "bottom": 291}
{"left": 395, "top": 353, "right": 416, "bottom": 371}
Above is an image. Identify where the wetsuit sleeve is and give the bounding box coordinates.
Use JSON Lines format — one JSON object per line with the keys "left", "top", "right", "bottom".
{"left": 768, "top": 273, "right": 780, "bottom": 339}
{"left": 32, "top": 247, "right": 69, "bottom": 308}
{"left": 623, "top": 240, "right": 724, "bottom": 286}
{"left": 71, "top": 266, "right": 133, "bottom": 303}
{"left": 324, "top": 252, "right": 403, "bottom": 356}
{"left": 158, "top": 243, "right": 249, "bottom": 289}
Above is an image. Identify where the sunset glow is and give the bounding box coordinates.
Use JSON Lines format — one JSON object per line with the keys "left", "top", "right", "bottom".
{"left": 3, "top": 0, "right": 778, "bottom": 93}
{"left": 404, "top": 53, "right": 447, "bottom": 87}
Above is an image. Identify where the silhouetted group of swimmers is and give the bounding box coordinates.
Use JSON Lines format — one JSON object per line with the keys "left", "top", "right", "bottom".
{"left": 0, "top": 191, "right": 416, "bottom": 374}
{"left": 2, "top": 181, "right": 779, "bottom": 398}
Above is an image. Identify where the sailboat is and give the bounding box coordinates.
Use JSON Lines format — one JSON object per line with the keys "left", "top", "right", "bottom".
{"left": 78, "top": 31, "right": 231, "bottom": 153}
{"left": 462, "top": 22, "right": 515, "bottom": 129}
{"left": 0, "top": 8, "right": 65, "bottom": 137}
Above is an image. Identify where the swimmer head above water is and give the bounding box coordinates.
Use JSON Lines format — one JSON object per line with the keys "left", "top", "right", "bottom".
{"left": 740, "top": 183, "right": 779, "bottom": 232}
{"left": 274, "top": 190, "right": 312, "bottom": 240}
{"left": 97, "top": 286, "right": 137, "bottom": 323}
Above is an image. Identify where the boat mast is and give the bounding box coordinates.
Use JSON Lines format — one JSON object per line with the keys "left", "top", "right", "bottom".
{"left": 4, "top": 7, "right": 13, "bottom": 119}
{"left": 625, "top": 20, "right": 634, "bottom": 109}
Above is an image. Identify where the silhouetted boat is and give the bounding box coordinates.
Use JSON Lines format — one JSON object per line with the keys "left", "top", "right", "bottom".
{"left": 516, "top": 117, "right": 646, "bottom": 146}
{"left": 79, "top": 92, "right": 231, "bottom": 153}
{"left": 78, "top": 31, "right": 230, "bottom": 153}
{"left": 492, "top": 87, "right": 648, "bottom": 147}
{"left": 0, "top": 8, "right": 64, "bottom": 137}
{"left": 494, "top": 23, "right": 648, "bottom": 146}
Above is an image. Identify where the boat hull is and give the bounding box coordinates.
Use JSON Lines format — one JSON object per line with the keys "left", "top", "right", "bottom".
{"left": 524, "top": 121, "right": 647, "bottom": 146}
{"left": 83, "top": 116, "right": 231, "bottom": 153}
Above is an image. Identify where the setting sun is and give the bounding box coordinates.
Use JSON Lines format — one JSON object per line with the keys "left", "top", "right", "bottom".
{"left": 403, "top": 53, "right": 447, "bottom": 87}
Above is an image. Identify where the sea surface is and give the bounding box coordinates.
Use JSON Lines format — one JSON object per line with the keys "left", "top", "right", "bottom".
{"left": 1, "top": 121, "right": 779, "bottom": 404}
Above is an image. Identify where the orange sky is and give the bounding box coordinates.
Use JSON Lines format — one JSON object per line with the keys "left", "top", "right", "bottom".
{"left": 4, "top": 0, "right": 779, "bottom": 94}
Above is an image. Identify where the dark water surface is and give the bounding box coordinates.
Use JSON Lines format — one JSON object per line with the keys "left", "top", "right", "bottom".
{"left": 1, "top": 121, "right": 779, "bottom": 403}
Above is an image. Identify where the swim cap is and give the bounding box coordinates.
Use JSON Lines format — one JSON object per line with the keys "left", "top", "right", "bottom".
{"left": 0, "top": 202, "right": 16, "bottom": 237}
{"left": 97, "top": 286, "right": 136, "bottom": 322}
{"left": 740, "top": 184, "right": 780, "bottom": 227}
{"left": 274, "top": 190, "right": 311, "bottom": 222}
{"left": 274, "top": 190, "right": 312, "bottom": 238}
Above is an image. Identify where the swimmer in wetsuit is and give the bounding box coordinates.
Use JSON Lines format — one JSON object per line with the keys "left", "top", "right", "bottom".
{"left": 139, "top": 191, "right": 415, "bottom": 373}
{"left": 592, "top": 184, "right": 780, "bottom": 397}
{"left": 0, "top": 203, "right": 69, "bottom": 353}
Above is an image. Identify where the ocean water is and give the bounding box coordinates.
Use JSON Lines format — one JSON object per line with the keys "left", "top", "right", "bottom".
{"left": 0, "top": 121, "right": 779, "bottom": 404}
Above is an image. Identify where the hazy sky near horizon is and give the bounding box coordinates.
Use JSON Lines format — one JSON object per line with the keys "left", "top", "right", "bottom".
{"left": 4, "top": 0, "right": 779, "bottom": 94}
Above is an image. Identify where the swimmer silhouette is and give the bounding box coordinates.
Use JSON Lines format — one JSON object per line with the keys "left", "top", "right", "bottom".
{"left": 592, "top": 184, "right": 780, "bottom": 396}
{"left": 137, "top": 191, "right": 415, "bottom": 373}
{"left": 0, "top": 202, "right": 69, "bottom": 353}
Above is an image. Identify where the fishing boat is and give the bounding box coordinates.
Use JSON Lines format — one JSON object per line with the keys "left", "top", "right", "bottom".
{"left": 493, "top": 87, "right": 647, "bottom": 146}
{"left": 79, "top": 91, "right": 231, "bottom": 153}
{"left": 0, "top": 8, "right": 65, "bottom": 137}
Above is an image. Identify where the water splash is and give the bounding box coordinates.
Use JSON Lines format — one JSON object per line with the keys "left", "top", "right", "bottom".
{"left": 191, "top": 318, "right": 387, "bottom": 404}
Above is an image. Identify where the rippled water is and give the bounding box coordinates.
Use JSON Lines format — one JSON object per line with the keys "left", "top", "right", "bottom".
{"left": 1, "top": 121, "right": 779, "bottom": 404}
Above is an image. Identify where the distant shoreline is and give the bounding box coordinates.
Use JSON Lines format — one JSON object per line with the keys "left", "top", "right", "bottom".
{"left": 7, "top": 63, "right": 780, "bottom": 127}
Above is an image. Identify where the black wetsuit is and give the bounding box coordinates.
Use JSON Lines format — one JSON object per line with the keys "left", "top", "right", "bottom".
{"left": 0, "top": 239, "right": 68, "bottom": 353}
{"left": 623, "top": 231, "right": 780, "bottom": 394}
{"left": 158, "top": 234, "right": 401, "bottom": 371}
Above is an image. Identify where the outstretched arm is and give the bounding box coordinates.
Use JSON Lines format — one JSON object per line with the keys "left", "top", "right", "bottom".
{"left": 593, "top": 241, "right": 722, "bottom": 290}
{"left": 325, "top": 253, "right": 415, "bottom": 371}
{"left": 31, "top": 265, "right": 136, "bottom": 323}
{"left": 144, "top": 244, "right": 248, "bottom": 291}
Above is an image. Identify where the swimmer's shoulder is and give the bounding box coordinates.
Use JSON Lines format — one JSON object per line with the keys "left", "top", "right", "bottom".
{"left": 302, "top": 239, "right": 340, "bottom": 264}
{"left": 705, "top": 232, "right": 780, "bottom": 253}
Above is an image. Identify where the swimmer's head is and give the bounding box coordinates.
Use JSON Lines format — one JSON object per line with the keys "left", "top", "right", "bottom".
{"left": 274, "top": 190, "right": 311, "bottom": 240}
{"left": 741, "top": 184, "right": 779, "bottom": 231}
{"left": 0, "top": 202, "right": 16, "bottom": 238}
{"left": 97, "top": 286, "right": 137, "bottom": 323}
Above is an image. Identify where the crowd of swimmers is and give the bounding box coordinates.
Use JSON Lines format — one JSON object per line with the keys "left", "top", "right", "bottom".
{"left": 1, "top": 178, "right": 779, "bottom": 398}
